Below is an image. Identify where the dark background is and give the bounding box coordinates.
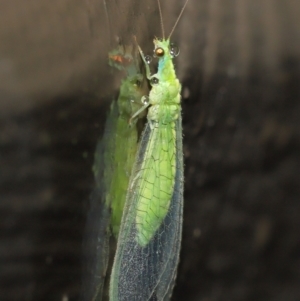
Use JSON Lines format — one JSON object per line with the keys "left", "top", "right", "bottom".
{"left": 0, "top": 0, "right": 299, "bottom": 300}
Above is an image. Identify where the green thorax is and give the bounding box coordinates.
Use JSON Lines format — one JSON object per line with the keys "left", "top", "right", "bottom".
{"left": 147, "top": 39, "right": 181, "bottom": 124}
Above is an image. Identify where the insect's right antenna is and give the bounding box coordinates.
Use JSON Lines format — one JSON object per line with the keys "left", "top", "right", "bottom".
{"left": 157, "top": 0, "right": 165, "bottom": 39}
{"left": 168, "top": 0, "right": 189, "bottom": 39}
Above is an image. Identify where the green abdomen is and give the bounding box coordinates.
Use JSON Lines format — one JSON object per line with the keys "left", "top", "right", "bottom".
{"left": 135, "top": 122, "right": 176, "bottom": 246}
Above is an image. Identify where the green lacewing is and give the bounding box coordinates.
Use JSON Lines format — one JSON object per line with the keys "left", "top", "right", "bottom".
{"left": 109, "top": 0, "right": 188, "bottom": 300}
{"left": 82, "top": 41, "right": 147, "bottom": 301}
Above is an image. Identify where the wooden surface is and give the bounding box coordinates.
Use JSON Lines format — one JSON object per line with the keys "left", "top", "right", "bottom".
{"left": 1, "top": 0, "right": 300, "bottom": 300}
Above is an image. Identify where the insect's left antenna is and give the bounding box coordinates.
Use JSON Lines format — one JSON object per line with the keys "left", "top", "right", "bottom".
{"left": 103, "top": 0, "right": 112, "bottom": 46}
{"left": 157, "top": 0, "right": 165, "bottom": 39}
{"left": 168, "top": 0, "right": 189, "bottom": 39}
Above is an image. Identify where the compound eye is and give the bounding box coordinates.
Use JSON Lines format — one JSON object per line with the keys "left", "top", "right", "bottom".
{"left": 154, "top": 47, "right": 164, "bottom": 57}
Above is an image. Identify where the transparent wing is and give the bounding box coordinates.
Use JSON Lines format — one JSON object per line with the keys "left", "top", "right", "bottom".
{"left": 81, "top": 101, "right": 118, "bottom": 301}
{"left": 158, "top": 115, "right": 184, "bottom": 301}
{"left": 82, "top": 26, "right": 150, "bottom": 301}
{"left": 81, "top": 189, "right": 110, "bottom": 301}
{"left": 110, "top": 115, "right": 184, "bottom": 301}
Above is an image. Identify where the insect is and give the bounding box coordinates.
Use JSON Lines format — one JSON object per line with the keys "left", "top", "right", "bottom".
{"left": 103, "top": 43, "right": 148, "bottom": 238}
{"left": 82, "top": 41, "right": 148, "bottom": 301}
{"left": 109, "top": 0, "right": 188, "bottom": 300}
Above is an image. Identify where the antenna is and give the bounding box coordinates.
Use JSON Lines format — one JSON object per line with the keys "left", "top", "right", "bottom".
{"left": 157, "top": 0, "right": 165, "bottom": 39}
{"left": 103, "top": 0, "right": 111, "bottom": 45}
{"left": 168, "top": 0, "right": 189, "bottom": 39}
